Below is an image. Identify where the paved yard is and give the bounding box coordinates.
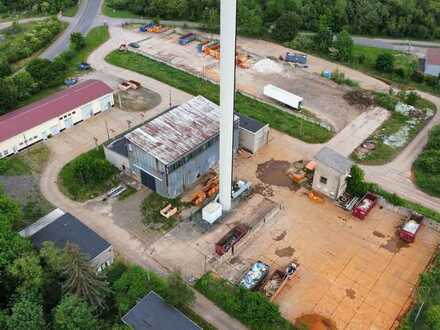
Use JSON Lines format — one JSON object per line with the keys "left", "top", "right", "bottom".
{"left": 126, "top": 26, "right": 367, "bottom": 132}
{"left": 230, "top": 130, "right": 440, "bottom": 330}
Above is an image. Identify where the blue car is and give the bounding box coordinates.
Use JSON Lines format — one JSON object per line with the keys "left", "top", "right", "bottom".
{"left": 79, "top": 62, "right": 91, "bottom": 70}
{"left": 64, "top": 78, "right": 78, "bottom": 86}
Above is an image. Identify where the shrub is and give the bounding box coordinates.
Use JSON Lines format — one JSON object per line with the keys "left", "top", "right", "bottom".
{"left": 59, "top": 147, "right": 117, "bottom": 201}
{"left": 375, "top": 53, "right": 394, "bottom": 73}
{"left": 195, "top": 273, "right": 295, "bottom": 330}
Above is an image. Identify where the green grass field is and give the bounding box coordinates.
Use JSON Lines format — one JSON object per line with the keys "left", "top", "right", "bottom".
{"left": 67, "top": 25, "right": 109, "bottom": 72}
{"left": 102, "top": 1, "right": 145, "bottom": 19}
{"left": 63, "top": 1, "right": 80, "bottom": 17}
{"left": 106, "top": 51, "right": 333, "bottom": 143}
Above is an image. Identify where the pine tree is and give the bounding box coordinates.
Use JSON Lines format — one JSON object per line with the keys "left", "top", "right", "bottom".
{"left": 62, "top": 243, "right": 110, "bottom": 309}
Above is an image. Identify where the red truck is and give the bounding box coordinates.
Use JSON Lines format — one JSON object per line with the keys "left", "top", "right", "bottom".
{"left": 352, "top": 192, "right": 378, "bottom": 220}
{"left": 399, "top": 213, "right": 424, "bottom": 243}
{"left": 215, "top": 224, "right": 250, "bottom": 256}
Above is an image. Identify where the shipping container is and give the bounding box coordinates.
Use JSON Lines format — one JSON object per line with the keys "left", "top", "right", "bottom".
{"left": 179, "top": 33, "right": 196, "bottom": 45}
{"left": 399, "top": 213, "right": 424, "bottom": 243}
{"left": 285, "top": 52, "right": 308, "bottom": 64}
{"left": 352, "top": 192, "right": 377, "bottom": 220}
{"left": 215, "top": 224, "right": 249, "bottom": 256}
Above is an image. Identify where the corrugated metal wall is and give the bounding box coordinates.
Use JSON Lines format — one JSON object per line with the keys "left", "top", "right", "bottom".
{"left": 128, "top": 126, "right": 240, "bottom": 199}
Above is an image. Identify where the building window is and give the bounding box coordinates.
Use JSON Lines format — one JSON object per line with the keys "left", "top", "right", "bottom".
{"left": 320, "top": 176, "right": 328, "bottom": 185}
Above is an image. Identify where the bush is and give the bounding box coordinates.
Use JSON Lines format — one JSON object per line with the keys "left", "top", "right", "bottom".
{"left": 375, "top": 53, "right": 395, "bottom": 73}
{"left": 195, "top": 273, "right": 295, "bottom": 330}
{"left": 374, "top": 92, "right": 398, "bottom": 111}
{"left": 59, "top": 147, "right": 117, "bottom": 201}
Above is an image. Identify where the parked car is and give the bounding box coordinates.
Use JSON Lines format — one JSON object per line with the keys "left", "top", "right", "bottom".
{"left": 215, "top": 224, "right": 249, "bottom": 256}
{"left": 128, "top": 42, "right": 140, "bottom": 49}
{"left": 239, "top": 261, "right": 270, "bottom": 290}
{"left": 64, "top": 78, "right": 78, "bottom": 86}
{"left": 79, "top": 62, "right": 91, "bottom": 70}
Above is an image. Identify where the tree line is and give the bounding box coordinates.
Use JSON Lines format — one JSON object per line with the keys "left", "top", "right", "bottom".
{"left": 0, "top": 188, "right": 196, "bottom": 329}
{"left": 0, "top": 0, "right": 77, "bottom": 15}
{"left": 107, "top": 0, "right": 440, "bottom": 40}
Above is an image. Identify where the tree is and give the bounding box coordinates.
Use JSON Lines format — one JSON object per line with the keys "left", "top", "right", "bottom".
{"left": 314, "top": 15, "right": 333, "bottom": 53}
{"left": 375, "top": 53, "right": 394, "bottom": 73}
{"left": 164, "top": 272, "right": 195, "bottom": 308}
{"left": 271, "top": 11, "right": 301, "bottom": 42}
{"left": 13, "top": 71, "right": 36, "bottom": 101}
{"left": 346, "top": 165, "right": 368, "bottom": 197}
{"left": 0, "top": 78, "right": 18, "bottom": 113}
{"left": 40, "top": 241, "right": 68, "bottom": 274}
{"left": 53, "top": 294, "right": 99, "bottom": 330}
{"left": 63, "top": 243, "right": 110, "bottom": 309}
{"left": 426, "top": 305, "right": 440, "bottom": 329}
{"left": 26, "top": 58, "right": 53, "bottom": 85}
{"left": 335, "top": 30, "right": 353, "bottom": 61}
{"left": 70, "top": 32, "right": 86, "bottom": 51}
{"left": 7, "top": 296, "right": 46, "bottom": 330}
{"left": 0, "top": 57, "right": 12, "bottom": 78}
{"left": 202, "top": 8, "right": 220, "bottom": 33}
{"left": 8, "top": 254, "right": 44, "bottom": 293}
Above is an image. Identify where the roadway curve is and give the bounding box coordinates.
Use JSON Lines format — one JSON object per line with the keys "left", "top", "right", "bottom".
{"left": 41, "top": 0, "right": 102, "bottom": 59}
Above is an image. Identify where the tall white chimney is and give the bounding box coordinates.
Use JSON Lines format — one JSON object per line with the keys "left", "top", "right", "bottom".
{"left": 219, "top": 0, "right": 238, "bottom": 211}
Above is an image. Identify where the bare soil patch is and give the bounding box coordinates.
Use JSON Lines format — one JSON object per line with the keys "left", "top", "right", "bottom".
{"left": 295, "top": 314, "right": 337, "bottom": 330}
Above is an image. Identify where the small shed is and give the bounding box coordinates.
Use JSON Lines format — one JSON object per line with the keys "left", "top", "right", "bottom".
{"left": 122, "top": 291, "right": 201, "bottom": 330}
{"left": 19, "top": 209, "right": 113, "bottom": 272}
{"left": 424, "top": 48, "right": 440, "bottom": 77}
{"left": 238, "top": 114, "right": 269, "bottom": 153}
{"left": 312, "top": 147, "right": 353, "bottom": 200}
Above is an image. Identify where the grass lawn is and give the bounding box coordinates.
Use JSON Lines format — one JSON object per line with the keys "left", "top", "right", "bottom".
{"left": 58, "top": 147, "right": 119, "bottom": 202}
{"left": 102, "top": 1, "right": 145, "bottom": 19}
{"left": 352, "top": 95, "right": 436, "bottom": 165}
{"left": 63, "top": 1, "right": 80, "bottom": 17}
{"left": 67, "top": 25, "right": 110, "bottom": 73}
{"left": 106, "top": 51, "right": 333, "bottom": 143}
{"left": 0, "top": 143, "right": 49, "bottom": 176}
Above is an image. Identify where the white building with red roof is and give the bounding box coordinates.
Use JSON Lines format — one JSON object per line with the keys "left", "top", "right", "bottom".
{"left": 425, "top": 48, "right": 440, "bottom": 77}
{"left": 0, "top": 79, "right": 113, "bottom": 159}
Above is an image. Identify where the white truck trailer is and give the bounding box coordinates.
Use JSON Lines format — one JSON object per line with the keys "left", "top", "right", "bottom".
{"left": 263, "top": 84, "right": 303, "bottom": 110}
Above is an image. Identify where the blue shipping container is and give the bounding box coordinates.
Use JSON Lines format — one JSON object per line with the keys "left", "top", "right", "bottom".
{"left": 286, "top": 52, "right": 307, "bottom": 64}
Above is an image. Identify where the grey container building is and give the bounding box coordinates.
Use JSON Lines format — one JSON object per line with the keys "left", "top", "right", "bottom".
{"left": 424, "top": 48, "right": 440, "bottom": 77}
{"left": 238, "top": 114, "right": 269, "bottom": 153}
{"left": 124, "top": 96, "right": 239, "bottom": 199}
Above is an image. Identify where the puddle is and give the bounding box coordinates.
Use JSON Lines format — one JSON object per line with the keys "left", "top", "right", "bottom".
{"left": 373, "top": 231, "right": 386, "bottom": 238}
{"left": 346, "top": 288, "right": 356, "bottom": 299}
{"left": 275, "top": 246, "right": 295, "bottom": 257}
{"left": 273, "top": 230, "right": 287, "bottom": 241}
{"left": 295, "top": 314, "right": 337, "bottom": 330}
{"left": 380, "top": 231, "right": 409, "bottom": 253}
{"left": 229, "top": 256, "right": 242, "bottom": 265}
{"left": 256, "top": 160, "right": 296, "bottom": 190}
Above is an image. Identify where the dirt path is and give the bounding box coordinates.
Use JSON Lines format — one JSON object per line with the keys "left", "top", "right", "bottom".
{"left": 39, "top": 27, "right": 247, "bottom": 330}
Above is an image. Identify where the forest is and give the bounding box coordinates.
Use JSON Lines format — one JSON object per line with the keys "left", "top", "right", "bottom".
{"left": 106, "top": 0, "right": 440, "bottom": 40}
{"left": 0, "top": 0, "right": 77, "bottom": 15}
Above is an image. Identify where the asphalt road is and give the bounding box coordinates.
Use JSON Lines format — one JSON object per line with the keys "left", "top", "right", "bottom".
{"left": 41, "top": 0, "right": 102, "bottom": 59}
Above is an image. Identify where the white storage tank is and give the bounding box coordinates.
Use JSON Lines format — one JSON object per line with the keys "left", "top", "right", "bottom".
{"left": 202, "top": 202, "right": 223, "bottom": 224}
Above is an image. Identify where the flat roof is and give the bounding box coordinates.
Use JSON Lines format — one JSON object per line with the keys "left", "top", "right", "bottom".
{"left": 0, "top": 79, "right": 113, "bottom": 143}
{"left": 315, "top": 147, "right": 353, "bottom": 174}
{"left": 238, "top": 113, "right": 267, "bottom": 133}
{"left": 426, "top": 48, "right": 440, "bottom": 66}
{"left": 126, "top": 96, "right": 236, "bottom": 165}
{"left": 21, "top": 209, "right": 111, "bottom": 260}
{"left": 122, "top": 291, "right": 201, "bottom": 330}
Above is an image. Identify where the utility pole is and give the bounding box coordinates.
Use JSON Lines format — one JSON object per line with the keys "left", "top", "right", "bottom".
{"left": 219, "top": 0, "right": 238, "bottom": 212}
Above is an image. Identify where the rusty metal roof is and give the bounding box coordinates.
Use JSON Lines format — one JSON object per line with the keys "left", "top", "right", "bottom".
{"left": 126, "top": 96, "right": 233, "bottom": 165}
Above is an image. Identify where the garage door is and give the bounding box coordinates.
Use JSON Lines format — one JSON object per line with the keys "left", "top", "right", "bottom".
{"left": 64, "top": 117, "right": 74, "bottom": 129}
{"left": 81, "top": 104, "right": 94, "bottom": 120}
{"left": 100, "top": 96, "right": 112, "bottom": 112}
{"left": 141, "top": 170, "right": 156, "bottom": 192}
{"left": 50, "top": 125, "right": 60, "bottom": 136}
